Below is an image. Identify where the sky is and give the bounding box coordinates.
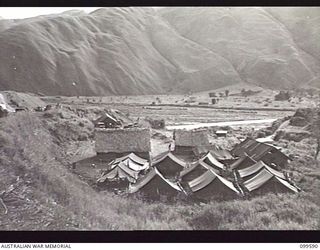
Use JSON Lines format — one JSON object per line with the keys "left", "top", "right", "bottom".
{"left": 0, "top": 7, "right": 101, "bottom": 19}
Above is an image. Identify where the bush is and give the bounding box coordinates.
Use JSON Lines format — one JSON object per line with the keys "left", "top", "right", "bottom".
{"left": 275, "top": 91, "right": 290, "bottom": 101}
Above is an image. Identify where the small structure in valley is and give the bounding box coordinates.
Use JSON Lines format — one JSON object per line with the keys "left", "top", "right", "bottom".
{"left": 216, "top": 130, "right": 228, "bottom": 137}
{"left": 93, "top": 109, "right": 134, "bottom": 129}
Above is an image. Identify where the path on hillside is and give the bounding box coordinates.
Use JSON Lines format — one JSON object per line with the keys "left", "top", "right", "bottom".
{"left": 166, "top": 118, "right": 277, "bottom": 130}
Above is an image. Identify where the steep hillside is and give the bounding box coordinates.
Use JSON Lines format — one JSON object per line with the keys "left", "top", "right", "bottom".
{"left": 0, "top": 7, "right": 319, "bottom": 96}
{"left": 160, "top": 7, "right": 320, "bottom": 90}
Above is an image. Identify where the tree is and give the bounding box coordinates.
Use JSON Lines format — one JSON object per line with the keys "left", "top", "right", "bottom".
{"left": 312, "top": 108, "right": 320, "bottom": 160}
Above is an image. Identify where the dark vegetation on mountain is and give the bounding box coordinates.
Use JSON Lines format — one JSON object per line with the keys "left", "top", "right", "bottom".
{"left": 0, "top": 7, "right": 319, "bottom": 96}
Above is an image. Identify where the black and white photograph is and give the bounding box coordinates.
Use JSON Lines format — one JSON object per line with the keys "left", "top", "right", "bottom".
{"left": 0, "top": 6, "right": 319, "bottom": 234}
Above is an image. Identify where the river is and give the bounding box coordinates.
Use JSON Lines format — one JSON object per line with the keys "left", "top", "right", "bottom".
{"left": 166, "top": 118, "right": 277, "bottom": 130}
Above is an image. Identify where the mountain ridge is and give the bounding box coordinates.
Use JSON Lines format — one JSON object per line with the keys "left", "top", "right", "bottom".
{"left": 0, "top": 7, "right": 319, "bottom": 96}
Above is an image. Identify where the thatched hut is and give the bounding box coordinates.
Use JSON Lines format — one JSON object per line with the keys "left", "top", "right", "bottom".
{"left": 95, "top": 128, "right": 151, "bottom": 159}
{"left": 173, "top": 129, "right": 210, "bottom": 155}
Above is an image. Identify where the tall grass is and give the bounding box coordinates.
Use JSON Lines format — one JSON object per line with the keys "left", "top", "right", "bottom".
{"left": 0, "top": 111, "right": 319, "bottom": 230}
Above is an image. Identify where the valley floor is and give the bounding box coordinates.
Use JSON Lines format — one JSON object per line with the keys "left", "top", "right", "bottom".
{"left": 0, "top": 92, "right": 319, "bottom": 230}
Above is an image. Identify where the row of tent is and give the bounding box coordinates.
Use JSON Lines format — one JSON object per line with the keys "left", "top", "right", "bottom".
{"left": 97, "top": 149, "right": 300, "bottom": 201}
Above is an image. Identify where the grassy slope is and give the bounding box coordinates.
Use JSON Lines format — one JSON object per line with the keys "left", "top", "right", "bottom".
{"left": 0, "top": 109, "right": 319, "bottom": 230}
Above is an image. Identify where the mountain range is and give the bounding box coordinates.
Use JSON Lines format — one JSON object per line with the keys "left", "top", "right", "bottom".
{"left": 0, "top": 7, "right": 319, "bottom": 96}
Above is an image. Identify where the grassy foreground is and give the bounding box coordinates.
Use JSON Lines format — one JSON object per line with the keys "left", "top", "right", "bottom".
{"left": 0, "top": 111, "right": 319, "bottom": 230}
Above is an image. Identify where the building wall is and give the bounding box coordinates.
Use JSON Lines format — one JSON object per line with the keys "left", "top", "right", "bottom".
{"left": 95, "top": 128, "right": 151, "bottom": 153}
{"left": 174, "top": 129, "right": 210, "bottom": 147}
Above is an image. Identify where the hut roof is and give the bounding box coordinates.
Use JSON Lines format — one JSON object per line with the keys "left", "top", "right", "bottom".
{"left": 128, "top": 168, "right": 183, "bottom": 193}
{"left": 174, "top": 129, "right": 210, "bottom": 147}
{"left": 192, "top": 146, "right": 212, "bottom": 156}
{"left": 110, "top": 158, "right": 149, "bottom": 172}
{"left": 216, "top": 130, "right": 228, "bottom": 134}
{"left": 95, "top": 128, "right": 151, "bottom": 153}
{"left": 243, "top": 168, "right": 299, "bottom": 193}
{"left": 94, "top": 109, "right": 133, "bottom": 126}
{"left": 97, "top": 162, "right": 139, "bottom": 184}
{"left": 188, "top": 169, "right": 239, "bottom": 194}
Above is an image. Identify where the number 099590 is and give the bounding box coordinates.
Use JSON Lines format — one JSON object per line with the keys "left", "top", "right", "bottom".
{"left": 300, "top": 244, "right": 318, "bottom": 248}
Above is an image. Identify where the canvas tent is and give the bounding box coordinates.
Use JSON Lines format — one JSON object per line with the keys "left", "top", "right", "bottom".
{"left": 243, "top": 168, "right": 299, "bottom": 195}
{"left": 128, "top": 168, "right": 185, "bottom": 200}
{"left": 179, "top": 161, "right": 218, "bottom": 182}
{"left": 110, "top": 153, "right": 149, "bottom": 171}
{"left": 231, "top": 138, "right": 290, "bottom": 168}
{"left": 237, "top": 161, "right": 286, "bottom": 181}
{"left": 209, "top": 148, "right": 234, "bottom": 161}
{"left": 97, "top": 153, "right": 149, "bottom": 187}
{"left": 97, "top": 162, "right": 139, "bottom": 190}
{"left": 200, "top": 152, "right": 225, "bottom": 171}
{"left": 187, "top": 169, "right": 241, "bottom": 200}
{"left": 229, "top": 155, "right": 256, "bottom": 171}
{"left": 151, "top": 152, "right": 189, "bottom": 178}
{"left": 232, "top": 138, "right": 257, "bottom": 156}
{"left": 98, "top": 162, "right": 139, "bottom": 183}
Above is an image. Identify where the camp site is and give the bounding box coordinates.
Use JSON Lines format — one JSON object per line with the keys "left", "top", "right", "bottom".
{"left": 0, "top": 7, "right": 319, "bottom": 231}
{"left": 1, "top": 87, "right": 319, "bottom": 231}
